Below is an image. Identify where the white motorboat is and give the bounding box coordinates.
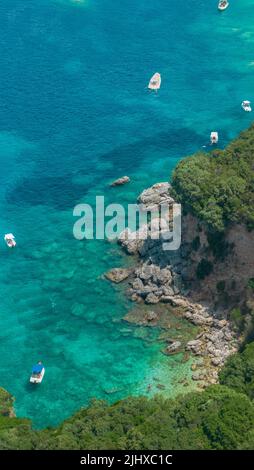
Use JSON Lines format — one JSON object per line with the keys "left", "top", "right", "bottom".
{"left": 4, "top": 233, "right": 16, "bottom": 248}
{"left": 218, "top": 1, "right": 229, "bottom": 11}
{"left": 148, "top": 72, "right": 161, "bottom": 91}
{"left": 30, "top": 362, "right": 45, "bottom": 384}
{"left": 241, "top": 100, "right": 252, "bottom": 112}
{"left": 210, "top": 132, "right": 219, "bottom": 144}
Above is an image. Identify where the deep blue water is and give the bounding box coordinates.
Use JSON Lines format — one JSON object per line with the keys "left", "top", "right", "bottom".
{"left": 0, "top": 0, "right": 253, "bottom": 428}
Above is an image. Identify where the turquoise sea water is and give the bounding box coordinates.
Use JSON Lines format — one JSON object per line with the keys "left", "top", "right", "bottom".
{"left": 0, "top": 0, "right": 253, "bottom": 428}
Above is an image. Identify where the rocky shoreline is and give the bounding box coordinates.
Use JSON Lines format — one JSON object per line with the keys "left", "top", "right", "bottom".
{"left": 106, "top": 182, "right": 240, "bottom": 388}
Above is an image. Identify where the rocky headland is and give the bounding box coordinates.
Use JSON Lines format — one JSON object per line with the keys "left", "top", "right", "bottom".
{"left": 106, "top": 181, "right": 242, "bottom": 388}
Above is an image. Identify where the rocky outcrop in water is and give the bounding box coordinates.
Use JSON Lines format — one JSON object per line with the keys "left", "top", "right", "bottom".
{"left": 138, "top": 182, "right": 174, "bottom": 211}
{"left": 110, "top": 176, "right": 130, "bottom": 187}
{"left": 105, "top": 268, "right": 132, "bottom": 283}
{"left": 164, "top": 340, "right": 182, "bottom": 355}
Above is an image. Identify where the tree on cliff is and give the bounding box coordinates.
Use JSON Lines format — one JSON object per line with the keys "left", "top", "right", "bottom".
{"left": 171, "top": 124, "right": 254, "bottom": 232}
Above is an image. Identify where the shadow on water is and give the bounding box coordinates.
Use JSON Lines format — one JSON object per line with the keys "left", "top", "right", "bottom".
{"left": 6, "top": 122, "right": 237, "bottom": 214}
{"left": 6, "top": 174, "right": 91, "bottom": 210}
{"left": 99, "top": 126, "right": 207, "bottom": 169}
{"left": 5, "top": 125, "right": 209, "bottom": 210}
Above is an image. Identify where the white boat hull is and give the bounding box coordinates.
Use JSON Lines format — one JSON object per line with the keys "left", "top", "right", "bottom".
{"left": 210, "top": 132, "right": 219, "bottom": 144}
{"left": 4, "top": 234, "right": 16, "bottom": 248}
{"left": 30, "top": 367, "right": 45, "bottom": 384}
{"left": 218, "top": 2, "right": 229, "bottom": 10}
{"left": 242, "top": 103, "right": 252, "bottom": 112}
{"left": 148, "top": 73, "right": 161, "bottom": 91}
{"left": 5, "top": 240, "right": 16, "bottom": 248}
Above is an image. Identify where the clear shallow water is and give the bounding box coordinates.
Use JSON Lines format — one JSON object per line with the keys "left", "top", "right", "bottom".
{"left": 0, "top": 0, "right": 253, "bottom": 428}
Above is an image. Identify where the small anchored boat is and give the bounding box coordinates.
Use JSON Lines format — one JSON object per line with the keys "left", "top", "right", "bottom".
{"left": 210, "top": 132, "right": 219, "bottom": 144}
{"left": 218, "top": 1, "right": 229, "bottom": 11}
{"left": 148, "top": 72, "right": 161, "bottom": 91}
{"left": 4, "top": 233, "right": 16, "bottom": 248}
{"left": 241, "top": 100, "right": 252, "bottom": 112}
{"left": 30, "top": 362, "right": 45, "bottom": 384}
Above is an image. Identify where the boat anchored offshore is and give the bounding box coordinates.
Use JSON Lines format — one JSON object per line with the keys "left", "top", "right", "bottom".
{"left": 148, "top": 73, "right": 161, "bottom": 91}
{"left": 4, "top": 233, "right": 16, "bottom": 248}
{"left": 218, "top": 1, "right": 229, "bottom": 11}
{"left": 210, "top": 132, "right": 219, "bottom": 144}
{"left": 242, "top": 100, "right": 252, "bottom": 112}
{"left": 30, "top": 362, "right": 45, "bottom": 384}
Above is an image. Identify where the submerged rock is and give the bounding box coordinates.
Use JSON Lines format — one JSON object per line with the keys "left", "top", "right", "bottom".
{"left": 156, "top": 383, "right": 166, "bottom": 390}
{"left": 146, "top": 310, "right": 158, "bottom": 322}
{"left": 165, "top": 340, "right": 182, "bottom": 355}
{"left": 186, "top": 340, "right": 203, "bottom": 355}
{"left": 110, "top": 176, "right": 130, "bottom": 187}
{"left": 105, "top": 268, "right": 131, "bottom": 283}
{"left": 192, "top": 371, "right": 206, "bottom": 381}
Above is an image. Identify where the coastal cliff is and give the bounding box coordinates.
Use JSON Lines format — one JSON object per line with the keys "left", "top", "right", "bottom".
{"left": 171, "top": 124, "right": 254, "bottom": 330}
{"left": 111, "top": 124, "right": 254, "bottom": 385}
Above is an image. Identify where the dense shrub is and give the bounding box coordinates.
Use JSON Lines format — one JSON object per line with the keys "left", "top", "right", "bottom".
{"left": 220, "top": 342, "right": 254, "bottom": 400}
{"left": 171, "top": 125, "right": 254, "bottom": 232}
{"left": 1, "top": 385, "right": 254, "bottom": 450}
{"left": 196, "top": 259, "right": 213, "bottom": 279}
{"left": 230, "top": 308, "right": 245, "bottom": 332}
{"left": 248, "top": 278, "right": 254, "bottom": 290}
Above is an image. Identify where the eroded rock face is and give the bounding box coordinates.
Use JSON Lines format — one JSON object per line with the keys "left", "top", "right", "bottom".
{"left": 117, "top": 181, "right": 176, "bottom": 262}
{"left": 128, "top": 263, "right": 177, "bottom": 304}
{"left": 118, "top": 226, "right": 148, "bottom": 255}
{"left": 110, "top": 176, "right": 130, "bottom": 187}
{"left": 138, "top": 182, "right": 174, "bottom": 211}
{"left": 105, "top": 268, "right": 132, "bottom": 283}
{"left": 184, "top": 311, "right": 213, "bottom": 326}
{"left": 180, "top": 213, "right": 254, "bottom": 310}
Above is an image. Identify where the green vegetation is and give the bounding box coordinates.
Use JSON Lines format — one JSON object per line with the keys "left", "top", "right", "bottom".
{"left": 229, "top": 308, "right": 245, "bottom": 332}
{"left": 196, "top": 259, "right": 213, "bottom": 279}
{"left": 219, "top": 342, "right": 254, "bottom": 400}
{"left": 248, "top": 278, "right": 254, "bottom": 290}
{"left": 1, "top": 385, "right": 254, "bottom": 450}
{"left": 171, "top": 125, "right": 254, "bottom": 232}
